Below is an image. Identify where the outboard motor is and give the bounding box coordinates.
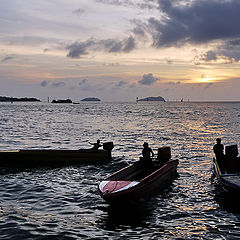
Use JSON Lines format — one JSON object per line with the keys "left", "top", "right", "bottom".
{"left": 225, "top": 145, "right": 238, "bottom": 158}
{"left": 157, "top": 146, "right": 171, "bottom": 163}
{"left": 103, "top": 142, "right": 114, "bottom": 159}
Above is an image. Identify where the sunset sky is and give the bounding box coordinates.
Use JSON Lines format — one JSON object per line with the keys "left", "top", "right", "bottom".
{"left": 0, "top": 0, "right": 240, "bottom": 101}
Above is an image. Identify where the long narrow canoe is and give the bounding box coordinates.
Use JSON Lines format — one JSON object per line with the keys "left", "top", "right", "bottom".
{"left": 213, "top": 157, "right": 240, "bottom": 194}
{"left": 98, "top": 159, "right": 178, "bottom": 203}
{"left": 0, "top": 142, "right": 114, "bottom": 167}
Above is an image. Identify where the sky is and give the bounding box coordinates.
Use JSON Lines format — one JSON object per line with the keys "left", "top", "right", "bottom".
{"left": 0, "top": 0, "right": 240, "bottom": 102}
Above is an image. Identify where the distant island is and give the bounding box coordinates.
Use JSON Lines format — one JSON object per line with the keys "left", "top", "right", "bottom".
{"left": 52, "top": 99, "right": 72, "bottom": 103}
{"left": 0, "top": 96, "right": 40, "bottom": 102}
{"left": 81, "top": 97, "right": 101, "bottom": 102}
{"left": 138, "top": 96, "right": 166, "bottom": 102}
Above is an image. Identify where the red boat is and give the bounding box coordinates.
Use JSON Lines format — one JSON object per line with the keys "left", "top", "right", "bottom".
{"left": 98, "top": 155, "right": 178, "bottom": 203}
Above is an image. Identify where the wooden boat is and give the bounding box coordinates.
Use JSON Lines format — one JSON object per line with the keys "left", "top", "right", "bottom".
{"left": 98, "top": 158, "right": 178, "bottom": 203}
{"left": 213, "top": 144, "right": 240, "bottom": 194}
{"left": 0, "top": 142, "right": 114, "bottom": 167}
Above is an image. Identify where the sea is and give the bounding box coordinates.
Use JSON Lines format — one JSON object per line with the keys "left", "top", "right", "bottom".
{"left": 0, "top": 101, "right": 240, "bottom": 240}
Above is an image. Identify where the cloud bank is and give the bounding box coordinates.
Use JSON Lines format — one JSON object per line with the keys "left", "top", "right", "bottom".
{"left": 139, "top": 73, "right": 159, "bottom": 85}
{"left": 148, "top": 0, "right": 240, "bottom": 47}
{"left": 66, "top": 36, "right": 135, "bottom": 58}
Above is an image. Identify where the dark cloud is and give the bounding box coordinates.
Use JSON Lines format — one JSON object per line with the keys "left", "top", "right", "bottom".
{"left": 73, "top": 8, "right": 85, "bottom": 15}
{"left": 1, "top": 55, "right": 16, "bottom": 62}
{"left": 96, "top": 0, "right": 157, "bottom": 10}
{"left": 52, "top": 82, "right": 66, "bottom": 88}
{"left": 79, "top": 79, "right": 87, "bottom": 86}
{"left": 129, "top": 83, "right": 136, "bottom": 88}
{"left": 77, "top": 79, "right": 98, "bottom": 91}
{"left": 40, "top": 80, "right": 49, "bottom": 87}
{"left": 195, "top": 38, "right": 240, "bottom": 63}
{"left": 139, "top": 73, "right": 159, "bottom": 85}
{"left": 217, "top": 39, "right": 240, "bottom": 62}
{"left": 103, "top": 62, "right": 120, "bottom": 66}
{"left": 66, "top": 36, "right": 135, "bottom": 58}
{"left": 116, "top": 80, "right": 128, "bottom": 87}
{"left": 43, "top": 48, "right": 51, "bottom": 53}
{"left": 131, "top": 19, "right": 150, "bottom": 39}
{"left": 66, "top": 39, "right": 94, "bottom": 58}
{"left": 147, "top": 0, "right": 240, "bottom": 47}
{"left": 167, "top": 81, "right": 181, "bottom": 85}
{"left": 204, "top": 82, "right": 213, "bottom": 89}
{"left": 201, "top": 50, "right": 218, "bottom": 61}
{"left": 122, "top": 36, "right": 135, "bottom": 52}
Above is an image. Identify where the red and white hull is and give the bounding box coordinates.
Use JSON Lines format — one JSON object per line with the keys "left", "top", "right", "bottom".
{"left": 98, "top": 159, "right": 178, "bottom": 202}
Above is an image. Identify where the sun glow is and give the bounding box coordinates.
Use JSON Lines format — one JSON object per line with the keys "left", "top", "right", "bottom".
{"left": 193, "top": 75, "right": 220, "bottom": 83}
{"left": 199, "top": 77, "right": 216, "bottom": 83}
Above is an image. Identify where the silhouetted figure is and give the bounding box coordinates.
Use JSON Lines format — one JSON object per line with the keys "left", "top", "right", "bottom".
{"left": 89, "top": 139, "right": 102, "bottom": 150}
{"left": 213, "top": 138, "right": 225, "bottom": 170}
{"left": 141, "top": 142, "right": 154, "bottom": 168}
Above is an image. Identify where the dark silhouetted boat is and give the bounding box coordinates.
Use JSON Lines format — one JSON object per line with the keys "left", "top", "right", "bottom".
{"left": 98, "top": 147, "right": 178, "bottom": 203}
{"left": 0, "top": 142, "right": 114, "bottom": 167}
{"left": 52, "top": 99, "right": 72, "bottom": 103}
{"left": 213, "top": 144, "right": 240, "bottom": 194}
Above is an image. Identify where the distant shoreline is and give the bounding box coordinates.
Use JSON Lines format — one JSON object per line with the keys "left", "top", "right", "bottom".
{"left": 0, "top": 96, "right": 40, "bottom": 102}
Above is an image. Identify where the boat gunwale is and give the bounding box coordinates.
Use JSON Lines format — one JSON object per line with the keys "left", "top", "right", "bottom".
{"left": 98, "top": 159, "right": 178, "bottom": 200}
{"left": 213, "top": 157, "right": 240, "bottom": 192}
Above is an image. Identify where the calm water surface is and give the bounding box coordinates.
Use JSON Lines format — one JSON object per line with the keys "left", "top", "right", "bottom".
{"left": 0, "top": 102, "right": 240, "bottom": 239}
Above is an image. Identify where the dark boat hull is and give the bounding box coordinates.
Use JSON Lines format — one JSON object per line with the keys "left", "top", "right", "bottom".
{"left": 98, "top": 159, "right": 178, "bottom": 203}
{"left": 0, "top": 149, "right": 109, "bottom": 167}
{"left": 213, "top": 157, "right": 240, "bottom": 194}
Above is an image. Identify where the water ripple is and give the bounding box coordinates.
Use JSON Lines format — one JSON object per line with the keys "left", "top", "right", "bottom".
{"left": 0, "top": 102, "right": 240, "bottom": 239}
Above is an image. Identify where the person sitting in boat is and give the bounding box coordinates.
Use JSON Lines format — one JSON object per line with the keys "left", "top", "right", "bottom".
{"left": 140, "top": 142, "right": 154, "bottom": 168}
{"left": 89, "top": 139, "right": 102, "bottom": 150}
{"left": 213, "top": 138, "right": 225, "bottom": 169}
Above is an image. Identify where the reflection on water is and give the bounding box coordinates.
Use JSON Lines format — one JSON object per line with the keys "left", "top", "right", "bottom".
{"left": 97, "top": 201, "right": 153, "bottom": 231}
{"left": 213, "top": 184, "right": 240, "bottom": 214}
{"left": 0, "top": 102, "right": 240, "bottom": 239}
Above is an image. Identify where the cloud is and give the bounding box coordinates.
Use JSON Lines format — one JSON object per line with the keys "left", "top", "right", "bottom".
{"left": 40, "top": 80, "right": 49, "bottom": 87}
{"left": 66, "top": 36, "right": 135, "bottom": 58}
{"left": 73, "top": 8, "right": 85, "bottom": 15}
{"left": 167, "top": 81, "right": 181, "bottom": 85}
{"left": 1, "top": 55, "right": 16, "bottom": 62}
{"left": 52, "top": 82, "right": 66, "bottom": 88}
{"left": 201, "top": 50, "right": 218, "bottom": 61}
{"left": 146, "top": 0, "right": 240, "bottom": 47}
{"left": 204, "top": 82, "right": 213, "bottom": 89}
{"left": 66, "top": 39, "right": 94, "bottom": 58}
{"left": 79, "top": 79, "right": 87, "bottom": 86}
{"left": 195, "top": 39, "right": 240, "bottom": 64}
{"left": 217, "top": 39, "right": 240, "bottom": 62}
{"left": 116, "top": 80, "right": 128, "bottom": 87}
{"left": 96, "top": 0, "right": 157, "bottom": 10}
{"left": 77, "top": 79, "right": 98, "bottom": 91}
{"left": 139, "top": 73, "right": 159, "bottom": 85}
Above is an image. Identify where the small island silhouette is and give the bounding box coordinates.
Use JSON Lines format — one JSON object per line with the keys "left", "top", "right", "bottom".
{"left": 0, "top": 96, "right": 40, "bottom": 102}
{"left": 138, "top": 96, "right": 165, "bottom": 102}
{"left": 52, "top": 99, "right": 72, "bottom": 103}
{"left": 81, "top": 97, "right": 101, "bottom": 102}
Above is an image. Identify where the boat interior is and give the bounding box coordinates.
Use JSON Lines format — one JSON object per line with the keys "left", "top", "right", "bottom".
{"left": 108, "top": 146, "right": 172, "bottom": 181}
{"left": 218, "top": 144, "right": 240, "bottom": 174}
{"left": 108, "top": 159, "right": 167, "bottom": 181}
